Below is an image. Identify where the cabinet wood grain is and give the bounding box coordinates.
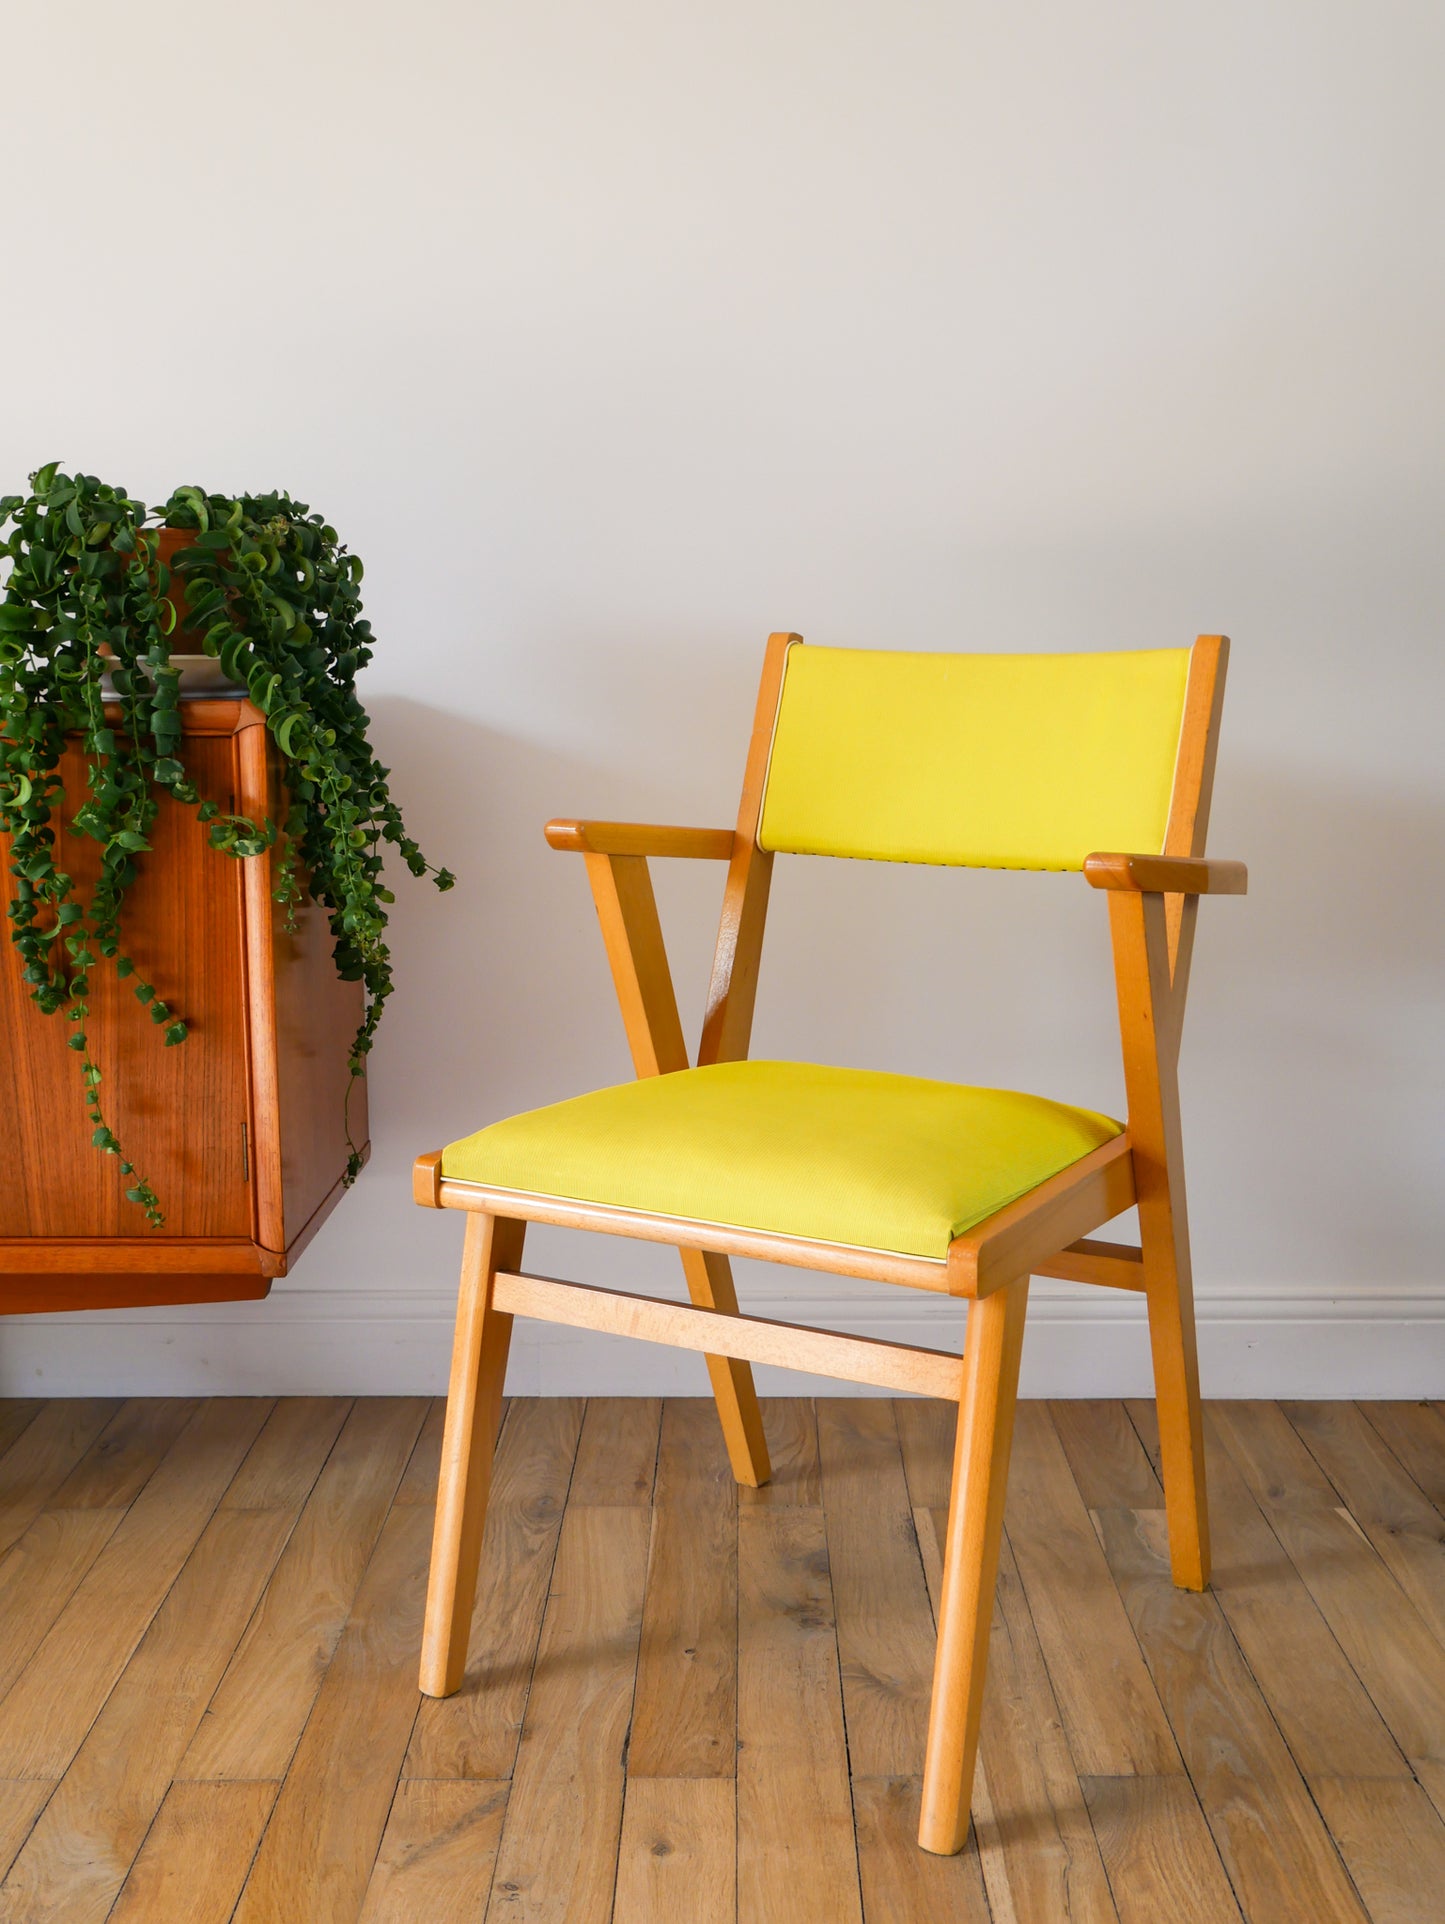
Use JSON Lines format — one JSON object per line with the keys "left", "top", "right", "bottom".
{"left": 0, "top": 698, "right": 366, "bottom": 1309}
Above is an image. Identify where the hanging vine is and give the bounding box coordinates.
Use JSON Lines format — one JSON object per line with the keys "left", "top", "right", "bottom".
{"left": 0, "top": 464, "right": 452, "bottom": 1223}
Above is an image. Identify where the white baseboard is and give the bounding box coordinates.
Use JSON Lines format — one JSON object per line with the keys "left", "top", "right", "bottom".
{"left": 1, "top": 1279, "right": 1440, "bottom": 1400}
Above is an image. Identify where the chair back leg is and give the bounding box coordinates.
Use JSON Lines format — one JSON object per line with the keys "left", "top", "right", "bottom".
{"left": 918, "top": 1275, "right": 1030, "bottom": 1855}
{"left": 420, "top": 1211, "right": 525, "bottom": 1696}
{"left": 680, "top": 1247, "right": 772, "bottom": 1487}
{"left": 1142, "top": 1215, "right": 1210, "bottom": 1591}
{"left": 1106, "top": 885, "right": 1213, "bottom": 1593}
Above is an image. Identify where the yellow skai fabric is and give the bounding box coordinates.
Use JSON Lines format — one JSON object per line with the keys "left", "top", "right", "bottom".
{"left": 441, "top": 1060, "right": 1122, "bottom": 1261}
{"left": 758, "top": 645, "right": 1192, "bottom": 870}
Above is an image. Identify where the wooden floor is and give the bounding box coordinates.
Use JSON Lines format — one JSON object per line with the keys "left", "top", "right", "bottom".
{"left": 0, "top": 1395, "right": 1442, "bottom": 1921}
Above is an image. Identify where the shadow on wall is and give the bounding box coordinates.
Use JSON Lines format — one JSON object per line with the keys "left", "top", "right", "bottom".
{"left": 1198, "top": 754, "right": 1445, "bottom": 1282}
{"left": 362, "top": 692, "right": 690, "bottom": 1138}
{"left": 304, "top": 693, "right": 1444, "bottom": 1299}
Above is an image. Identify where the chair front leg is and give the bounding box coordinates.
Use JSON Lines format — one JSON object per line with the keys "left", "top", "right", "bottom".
{"left": 420, "top": 1211, "right": 524, "bottom": 1697}
{"left": 679, "top": 1246, "right": 771, "bottom": 1488}
{"left": 918, "top": 1276, "right": 1029, "bottom": 1856}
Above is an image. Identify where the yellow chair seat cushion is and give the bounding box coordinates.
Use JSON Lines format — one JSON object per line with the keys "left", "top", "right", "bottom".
{"left": 441, "top": 1061, "right": 1123, "bottom": 1261}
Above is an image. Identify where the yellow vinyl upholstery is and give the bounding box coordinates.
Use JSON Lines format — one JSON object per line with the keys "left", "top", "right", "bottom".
{"left": 758, "top": 644, "right": 1191, "bottom": 870}
{"left": 441, "top": 1060, "right": 1122, "bottom": 1261}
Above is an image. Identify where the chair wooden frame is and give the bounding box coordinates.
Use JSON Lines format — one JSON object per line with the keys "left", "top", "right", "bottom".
{"left": 414, "top": 630, "right": 1244, "bottom": 1856}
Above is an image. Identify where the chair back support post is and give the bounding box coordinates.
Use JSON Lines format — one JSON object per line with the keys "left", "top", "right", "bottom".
{"left": 1101, "top": 635, "right": 1230, "bottom": 1591}
{"left": 1161, "top": 634, "right": 1229, "bottom": 980}
{"left": 698, "top": 630, "right": 798, "bottom": 1066}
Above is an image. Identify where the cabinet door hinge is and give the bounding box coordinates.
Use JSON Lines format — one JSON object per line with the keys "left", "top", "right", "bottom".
{"left": 241, "top": 1122, "right": 250, "bottom": 1183}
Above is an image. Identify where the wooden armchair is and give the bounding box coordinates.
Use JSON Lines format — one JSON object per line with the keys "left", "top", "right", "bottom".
{"left": 413, "top": 631, "right": 1244, "bottom": 1855}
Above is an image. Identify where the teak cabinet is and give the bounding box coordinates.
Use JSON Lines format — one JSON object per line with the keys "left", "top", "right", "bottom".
{"left": 0, "top": 696, "right": 367, "bottom": 1312}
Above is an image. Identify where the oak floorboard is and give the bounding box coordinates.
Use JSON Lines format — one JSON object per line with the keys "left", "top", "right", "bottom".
{"left": 1286, "top": 1399, "right": 1445, "bottom": 1652}
{"left": 406, "top": 1397, "right": 584, "bottom": 1781}
{"left": 852, "top": 1775, "right": 991, "bottom": 1924}
{"left": 231, "top": 1497, "right": 435, "bottom": 1924}
{"left": 893, "top": 1396, "right": 956, "bottom": 1511}
{"left": 0, "top": 1400, "right": 210, "bottom": 1700}
{"left": 1006, "top": 1402, "right": 1179, "bottom": 1777}
{"left": 1093, "top": 1504, "right": 1368, "bottom": 1922}
{"left": 0, "top": 1785, "right": 50, "bottom": 1885}
{"left": 45, "top": 1396, "right": 222, "bottom": 1515}
{"left": 1051, "top": 1399, "right": 1167, "bottom": 1511}
{"left": 915, "top": 1508, "right": 1119, "bottom": 1923}
{"left": 738, "top": 1396, "right": 822, "bottom": 1510}
{"left": 816, "top": 1399, "right": 934, "bottom": 1777}
{"left": 392, "top": 1395, "right": 447, "bottom": 1507}
{"left": 0, "top": 1405, "right": 42, "bottom": 1467}
{"left": 0, "top": 1399, "right": 335, "bottom": 1923}
{"left": 1122, "top": 1399, "right": 1408, "bottom": 1782}
{"left": 220, "top": 1395, "right": 352, "bottom": 1511}
{"left": 0, "top": 1398, "right": 208, "bottom": 1704}
{"left": 1209, "top": 1401, "right": 1445, "bottom": 1818}
{"left": 359, "top": 1780, "right": 509, "bottom": 1922}
{"left": 737, "top": 1508, "right": 863, "bottom": 1924}
{"left": 107, "top": 1780, "right": 277, "bottom": 1924}
{"left": 1080, "top": 1774, "right": 1242, "bottom": 1924}
{"left": 1358, "top": 1402, "right": 1445, "bottom": 1517}
{"left": 484, "top": 1504, "right": 649, "bottom": 1921}
{"left": 0, "top": 1399, "right": 123, "bottom": 1557}
{"left": 613, "top": 1776, "right": 735, "bottom": 1924}
{"left": 0, "top": 1397, "right": 271, "bottom": 1782}
{"left": 567, "top": 1396, "right": 661, "bottom": 1505}
{"left": 1310, "top": 1776, "right": 1445, "bottom": 1924}
{"left": 180, "top": 1395, "right": 428, "bottom": 1782}
{"left": 629, "top": 1397, "right": 738, "bottom": 1777}
{"left": 6, "top": 1394, "right": 1442, "bottom": 1921}
{"left": 0, "top": 1509, "right": 128, "bottom": 1706}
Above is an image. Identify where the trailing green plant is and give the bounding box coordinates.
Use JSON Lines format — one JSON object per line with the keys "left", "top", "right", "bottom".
{"left": 0, "top": 463, "right": 453, "bottom": 1223}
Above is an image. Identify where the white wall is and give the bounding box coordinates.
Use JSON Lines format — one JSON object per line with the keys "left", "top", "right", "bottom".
{"left": 2, "top": 1, "right": 1441, "bottom": 1396}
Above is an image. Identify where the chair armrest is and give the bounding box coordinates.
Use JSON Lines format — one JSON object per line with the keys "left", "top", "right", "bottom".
{"left": 545, "top": 818, "right": 736, "bottom": 860}
{"left": 1084, "top": 852, "right": 1247, "bottom": 895}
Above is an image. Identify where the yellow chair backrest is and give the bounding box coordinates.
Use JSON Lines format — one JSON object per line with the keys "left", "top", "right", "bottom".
{"left": 757, "top": 643, "right": 1194, "bottom": 871}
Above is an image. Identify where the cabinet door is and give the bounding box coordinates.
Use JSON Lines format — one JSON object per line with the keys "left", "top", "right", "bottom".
{"left": 0, "top": 727, "right": 254, "bottom": 1239}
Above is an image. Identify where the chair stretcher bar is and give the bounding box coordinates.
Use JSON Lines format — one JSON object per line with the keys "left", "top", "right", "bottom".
{"left": 1032, "top": 1238, "right": 1146, "bottom": 1290}
{"left": 492, "top": 1270, "right": 967, "bottom": 1400}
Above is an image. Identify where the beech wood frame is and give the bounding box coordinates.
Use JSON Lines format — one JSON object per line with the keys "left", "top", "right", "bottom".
{"left": 414, "top": 630, "right": 1243, "bottom": 1856}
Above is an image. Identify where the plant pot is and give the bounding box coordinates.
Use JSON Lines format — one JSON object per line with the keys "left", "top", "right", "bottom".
{"left": 161, "top": 527, "right": 247, "bottom": 689}
{"left": 101, "top": 653, "right": 245, "bottom": 699}
{"left": 98, "top": 528, "right": 246, "bottom": 697}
